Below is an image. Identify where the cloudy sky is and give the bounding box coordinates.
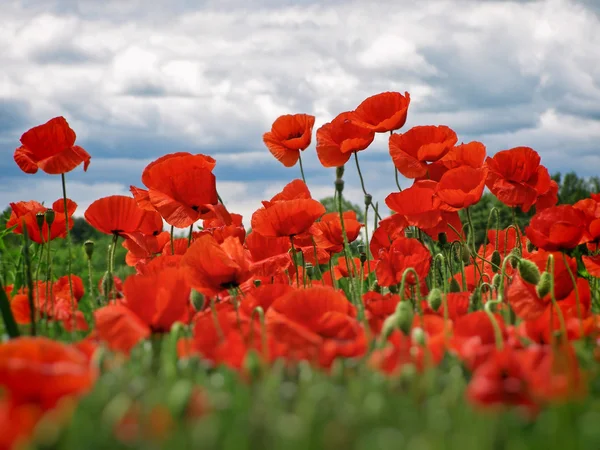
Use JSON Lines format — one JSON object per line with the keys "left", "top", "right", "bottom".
{"left": 1, "top": 0, "right": 599, "bottom": 224}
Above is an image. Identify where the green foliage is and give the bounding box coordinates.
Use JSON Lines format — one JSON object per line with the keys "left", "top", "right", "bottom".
{"left": 319, "top": 196, "right": 364, "bottom": 222}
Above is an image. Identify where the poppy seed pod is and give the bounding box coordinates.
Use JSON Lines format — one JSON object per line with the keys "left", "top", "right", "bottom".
{"left": 44, "top": 209, "right": 55, "bottom": 226}
{"left": 364, "top": 194, "right": 372, "bottom": 206}
{"left": 536, "top": 271, "right": 552, "bottom": 298}
{"left": 395, "top": 301, "right": 414, "bottom": 336}
{"left": 84, "top": 240, "right": 95, "bottom": 260}
{"left": 427, "top": 288, "right": 442, "bottom": 311}
{"left": 305, "top": 263, "right": 314, "bottom": 278}
{"left": 335, "top": 179, "right": 344, "bottom": 194}
{"left": 35, "top": 211, "right": 45, "bottom": 230}
{"left": 518, "top": 259, "right": 541, "bottom": 285}
{"left": 491, "top": 250, "right": 501, "bottom": 272}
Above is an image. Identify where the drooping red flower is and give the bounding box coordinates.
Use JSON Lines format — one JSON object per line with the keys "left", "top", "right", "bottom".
{"left": 85, "top": 195, "right": 147, "bottom": 237}
{"left": 182, "top": 234, "right": 252, "bottom": 295}
{"left": 0, "top": 337, "right": 96, "bottom": 410}
{"left": 485, "top": 147, "right": 553, "bottom": 212}
{"left": 131, "top": 153, "right": 218, "bottom": 228}
{"left": 350, "top": 91, "right": 411, "bottom": 133}
{"left": 315, "top": 112, "right": 375, "bottom": 167}
{"left": 526, "top": 205, "right": 586, "bottom": 251}
{"left": 389, "top": 125, "right": 458, "bottom": 179}
{"left": 375, "top": 237, "right": 431, "bottom": 287}
{"left": 263, "top": 114, "right": 316, "bottom": 167}
{"left": 7, "top": 198, "right": 77, "bottom": 244}
{"left": 14, "top": 117, "right": 91, "bottom": 175}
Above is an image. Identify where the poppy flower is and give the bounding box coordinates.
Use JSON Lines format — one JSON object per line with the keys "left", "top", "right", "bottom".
{"left": 0, "top": 399, "right": 44, "bottom": 450}
{"left": 245, "top": 231, "right": 292, "bottom": 277}
{"left": 94, "top": 267, "right": 191, "bottom": 353}
{"left": 123, "top": 231, "right": 171, "bottom": 267}
{"left": 375, "top": 237, "right": 431, "bottom": 287}
{"left": 485, "top": 147, "right": 553, "bottom": 212}
{"left": 574, "top": 197, "right": 600, "bottom": 248}
{"left": 131, "top": 153, "right": 218, "bottom": 228}
{"left": 370, "top": 214, "right": 407, "bottom": 257}
{"left": 389, "top": 125, "right": 458, "bottom": 179}
{"left": 315, "top": 112, "right": 375, "bottom": 167}
{"left": 263, "top": 114, "right": 316, "bottom": 167}
{"left": 14, "top": 116, "right": 91, "bottom": 175}
{"left": 199, "top": 205, "right": 246, "bottom": 244}
{"left": 451, "top": 311, "right": 507, "bottom": 370}
{"left": 266, "top": 286, "right": 367, "bottom": 367}
{"left": 350, "top": 91, "right": 411, "bottom": 133}
{"left": 582, "top": 255, "right": 600, "bottom": 277}
{"left": 0, "top": 337, "right": 96, "bottom": 410}
{"left": 526, "top": 205, "right": 586, "bottom": 251}
{"left": 363, "top": 291, "right": 401, "bottom": 334}
{"left": 332, "top": 256, "right": 376, "bottom": 280}
{"left": 263, "top": 179, "right": 312, "bottom": 206}
{"left": 312, "top": 211, "right": 363, "bottom": 253}
{"left": 85, "top": 195, "right": 147, "bottom": 237}
{"left": 182, "top": 234, "right": 252, "bottom": 295}
{"left": 435, "top": 166, "right": 488, "bottom": 211}
{"left": 7, "top": 198, "right": 77, "bottom": 244}
{"left": 536, "top": 180, "right": 559, "bottom": 211}
{"left": 251, "top": 198, "right": 325, "bottom": 238}
{"left": 385, "top": 180, "right": 443, "bottom": 229}
{"left": 416, "top": 141, "right": 487, "bottom": 183}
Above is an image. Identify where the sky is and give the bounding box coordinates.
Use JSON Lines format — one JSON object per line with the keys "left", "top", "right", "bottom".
{"left": 1, "top": 0, "right": 600, "bottom": 225}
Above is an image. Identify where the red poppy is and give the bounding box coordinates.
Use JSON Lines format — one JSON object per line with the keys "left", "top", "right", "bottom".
{"left": 263, "top": 179, "right": 312, "bottom": 206}
{"left": 0, "top": 399, "right": 44, "bottom": 450}
{"left": 131, "top": 153, "right": 218, "bottom": 228}
{"left": 7, "top": 199, "right": 77, "bottom": 244}
{"left": 485, "top": 147, "right": 553, "bottom": 212}
{"left": 14, "top": 117, "right": 91, "bottom": 175}
{"left": 182, "top": 234, "right": 252, "bottom": 295}
{"left": 574, "top": 196, "right": 600, "bottom": 248}
{"left": 350, "top": 91, "right": 410, "bottom": 133}
{"left": 370, "top": 214, "right": 407, "bottom": 257}
{"left": 536, "top": 180, "right": 559, "bottom": 211}
{"left": 375, "top": 237, "right": 431, "bottom": 287}
{"left": 199, "top": 205, "right": 246, "bottom": 244}
{"left": 582, "top": 255, "right": 600, "bottom": 277}
{"left": 363, "top": 291, "right": 401, "bottom": 334}
{"left": 333, "top": 256, "right": 376, "bottom": 280}
{"left": 266, "top": 286, "right": 366, "bottom": 367}
{"left": 245, "top": 231, "right": 292, "bottom": 277}
{"left": 312, "top": 211, "right": 363, "bottom": 253}
{"left": 263, "top": 114, "right": 315, "bottom": 167}
{"left": 416, "top": 141, "right": 487, "bottom": 183}
{"left": 451, "top": 311, "right": 507, "bottom": 370}
{"left": 123, "top": 231, "right": 171, "bottom": 267}
{"left": 389, "top": 126, "right": 458, "bottom": 179}
{"left": 251, "top": 198, "right": 325, "bottom": 238}
{"left": 85, "top": 195, "right": 147, "bottom": 237}
{"left": 0, "top": 337, "right": 96, "bottom": 410}
{"left": 526, "top": 205, "right": 586, "bottom": 251}
{"left": 435, "top": 166, "right": 488, "bottom": 211}
{"left": 385, "top": 180, "right": 443, "bottom": 229}
{"left": 315, "top": 112, "right": 375, "bottom": 167}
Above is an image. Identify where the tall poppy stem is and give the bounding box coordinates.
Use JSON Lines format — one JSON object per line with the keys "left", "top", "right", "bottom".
{"left": 61, "top": 173, "right": 76, "bottom": 330}
{"left": 298, "top": 152, "right": 307, "bottom": 184}
{"left": 105, "top": 234, "right": 119, "bottom": 304}
{"left": 394, "top": 168, "right": 402, "bottom": 192}
{"left": 170, "top": 225, "right": 175, "bottom": 254}
{"left": 187, "top": 224, "right": 194, "bottom": 247}
{"left": 290, "top": 237, "right": 300, "bottom": 287}
{"left": 21, "top": 220, "right": 36, "bottom": 336}
{"left": 354, "top": 153, "right": 382, "bottom": 221}
{"left": 548, "top": 254, "right": 568, "bottom": 342}
{"left": 562, "top": 251, "right": 584, "bottom": 337}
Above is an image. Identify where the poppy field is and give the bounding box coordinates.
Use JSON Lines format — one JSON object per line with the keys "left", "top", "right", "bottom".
{"left": 2, "top": 91, "right": 600, "bottom": 450}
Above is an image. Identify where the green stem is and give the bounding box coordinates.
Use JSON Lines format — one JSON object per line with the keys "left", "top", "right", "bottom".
{"left": 562, "top": 252, "right": 584, "bottom": 337}
{"left": 106, "top": 234, "right": 119, "bottom": 304}
{"left": 61, "top": 173, "right": 75, "bottom": 332}
{"left": 290, "top": 237, "right": 300, "bottom": 287}
{"left": 187, "top": 224, "right": 194, "bottom": 247}
{"left": 548, "top": 254, "right": 568, "bottom": 342}
{"left": 484, "top": 300, "right": 504, "bottom": 350}
{"left": 0, "top": 278, "right": 19, "bottom": 338}
{"left": 394, "top": 168, "right": 402, "bottom": 191}
{"left": 298, "top": 152, "right": 307, "bottom": 184}
{"left": 21, "top": 220, "right": 35, "bottom": 336}
{"left": 354, "top": 153, "right": 382, "bottom": 221}
{"left": 170, "top": 225, "right": 175, "bottom": 254}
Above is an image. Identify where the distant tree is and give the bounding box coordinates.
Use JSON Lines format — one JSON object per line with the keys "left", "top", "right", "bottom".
{"left": 319, "top": 197, "right": 365, "bottom": 222}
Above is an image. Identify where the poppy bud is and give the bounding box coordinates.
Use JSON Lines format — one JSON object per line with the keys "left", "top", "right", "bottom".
{"left": 427, "top": 288, "right": 442, "bottom": 311}
{"left": 44, "top": 209, "right": 55, "bottom": 226}
{"left": 492, "top": 273, "right": 502, "bottom": 289}
{"left": 167, "top": 380, "right": 194, "bottom": 417}
{"left": 518, "top": 259, "right": 541, "bottom": 285}
{"left": 190, "top": 290, "right": 204, "bottom": 311}
{"left": 491, "top": 250, "right": 501, "bottom": 273}
{"left": 469, "top": 287, "right": 482, "bottom": 312}
{"left": 253, "top": 279, "right": 261, "bottom": 287}
{"left": 336, "top": 165, "right": 345, "bottom": 180}
{"left": 509, "top": 248, "right": 521, "bottom": 268}
{"left": 380, "top": 314, "right": 400, "bottom": 342}
{"left": 526, "top": 239, "right": 535, "bottom": 253}
{"left": 411, "top": 327, "right": 426, "bottom": 346}
{"left": 334, "top": 179, "right": 344, "bottom": 194}
{"left": 438, "top": 232, "right": 447, "bottom": 246}
{"left": 364, "top": 194, "right": 372, "bottom": 206}
{"left": 461, "top": 244, "right": 471, "bottom": 264}
{"left": 36, "top": 212, "right": 45, "bottom": 231}
{"left": 305, "top": 263, "right": 314, "bottom": 278}
{"left": 449, "top": 277, "right": 461, "bottom": 293}
{"left": 84, "top": 240, "right": 94, "bottom": 260}
{"left": 395, "top": 301, "right": 414, "bottom": 336}
{"left": 536, "top": 271, "right": 552, "bottom": 298}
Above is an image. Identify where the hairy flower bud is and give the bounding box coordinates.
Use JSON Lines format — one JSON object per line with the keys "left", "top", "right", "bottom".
{"left": 491, "top": 250, "right": 501, "bottom": 273}
{"left": 190, "top": 289, "right": 205, "bottom": 311}
{"left": 395, "top": 301, "right": 414, "bottom": 336}
{"left": 518, "top": 258, "right": 541, "bottom": 285}
{"left": 427, "top": 288, "right": 442, "bottom": 312}
{"left": 536, "top": 271, "right": 552, "bottom": 298}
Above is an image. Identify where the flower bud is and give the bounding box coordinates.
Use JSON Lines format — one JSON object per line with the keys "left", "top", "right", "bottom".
{"left": 536, "top": 271, "right": 552, "bottom": 298}
{"left": 190, "top": 290, "right": 205, "bottom": 311}
{"left": 509, "top": 248, "right": 521, "bottom": 268}
{"left": 44, "top": 209, "right": 55, "bottom": 226}
{"left": 518, "top": 259, "right": 541, "bottom": 285}
{"left": 334, "top": 179, "right": 344, "bottom": 194}
{"left": 461, "top": 243, "right": 471, "bottom": 264}
{"left": 469, "top": 287, "right": 482, "bottom": 312}
{"left": 84, "top": 240, "right": 94, "bottom": 260}
{"left": 380, "top": 314, "right": 400, "bottom": 342}
{"left": 492, "top": 273, "right": 502, "bottom": 289}
{"left": 427, "top": 288, "right": 442, "bottom": 311}
{"left": 36, "top": 212, "right": 45, "bottom": 231}
{"left": 449, "top": 277, "right": 461, "bottom": 293}
{"left": 411, "top": 327, "right": 426, "bottom": 346}
{"left": 335, "top": 165, "right": 345, "bottom": 180}
{"left": 395, "top": 301, "right": 414, "bottom": 336}
{"left": 491, "top": 250, "right": 501, "bottom": 273}
{"left": 364, "top": 194, "right": 372, "bottom": 206}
